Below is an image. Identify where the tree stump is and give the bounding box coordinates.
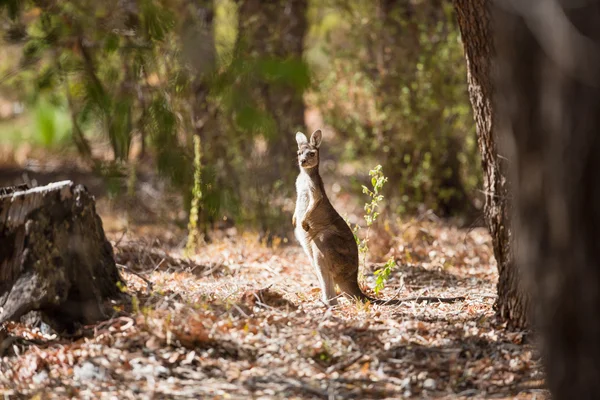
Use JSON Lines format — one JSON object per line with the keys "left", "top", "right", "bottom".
{"left": 0, "top": 180, "right": 125, "bottom": 333}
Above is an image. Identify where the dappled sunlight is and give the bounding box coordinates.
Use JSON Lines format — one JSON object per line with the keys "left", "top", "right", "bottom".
{"left": 0, "top": 0, "right": 570, "bottom": 398}
{"left": 1, "top": 221, "right": 544, "bottom": 398}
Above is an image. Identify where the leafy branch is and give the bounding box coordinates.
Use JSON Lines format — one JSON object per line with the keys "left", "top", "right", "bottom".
{"left": 351, "top": 165, "right": 397, "bottom": 294}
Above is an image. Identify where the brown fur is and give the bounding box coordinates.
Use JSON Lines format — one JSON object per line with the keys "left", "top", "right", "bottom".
{"left": 293, "top": 130, "right": 465, "bottom": 306}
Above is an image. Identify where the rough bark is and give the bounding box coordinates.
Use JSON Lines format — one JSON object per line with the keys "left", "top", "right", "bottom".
{"left": 453, "top": 0, "right": 528, "bottom": 328}
{"left": 0, "top": 181, "right": 124, "bottom": 333}
{"left": 493, "top": 1, "right": 600, "bottom": 397}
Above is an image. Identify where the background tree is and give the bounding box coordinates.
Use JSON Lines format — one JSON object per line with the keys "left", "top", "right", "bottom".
{"left": 377, "top": 0, "right": 473, "bottom": 217}
{"left": 228, "top": 0, "right": 309, "bottom": 239}
{"left": 0, "top": 0, "right": 196, "bottom": 195}
{"left": 493, "top": 0, "right": 600, "bottom": 397}
{"left": 0, "top": 0, "right": 480, "bottom": 241}
{"left": 309, "top": 0, "right": 479, "bottom": 218}
{"left": 178, "top": 0, "right": 217, "bottom": 247}
{"left": 453, "top": 0, "right": 528, "bottom": 328}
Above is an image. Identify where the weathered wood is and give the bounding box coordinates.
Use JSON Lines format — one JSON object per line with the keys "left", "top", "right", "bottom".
{"left": 0, "top": 180, "right": 125, "bottom": 333}
{"left": 0, "top": 183, "right": 30, "bottom": 196}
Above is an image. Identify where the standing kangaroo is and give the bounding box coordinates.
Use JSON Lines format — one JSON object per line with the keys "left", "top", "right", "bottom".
{"left": 293, "top": 129, "right": 464, "bottom": 306}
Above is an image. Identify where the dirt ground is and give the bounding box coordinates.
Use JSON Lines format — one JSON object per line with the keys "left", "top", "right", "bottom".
{"left": 0, "top": 158, "right": 547, "bottom": 399}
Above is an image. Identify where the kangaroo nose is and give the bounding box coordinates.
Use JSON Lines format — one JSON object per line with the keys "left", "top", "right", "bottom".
{"left": 300, "top": 158, "right": 307, "bottom": 164}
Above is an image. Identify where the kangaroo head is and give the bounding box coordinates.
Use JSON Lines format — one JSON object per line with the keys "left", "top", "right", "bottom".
{"left": 296, "top": 130, "right": 322, "bottom": 169}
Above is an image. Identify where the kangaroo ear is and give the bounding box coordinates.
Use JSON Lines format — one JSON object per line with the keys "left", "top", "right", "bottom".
{"left": 310, "top": 129, "right": 322, "bottom": 148}
{"left": 296, "top": 132, "right": 308, "bottom": 147}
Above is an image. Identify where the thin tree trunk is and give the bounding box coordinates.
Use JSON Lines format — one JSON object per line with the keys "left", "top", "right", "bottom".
{"left": 236, "top": 0, "right": 307, "bottom": 158}
{"left": 181, "top": 0, "right": 216, "bottom": 143}
{"left": 235, "top": 0, "right": 308, "bottom": 239}
{"left": 453, "top": 0, "right": 528, "bottom": 328}
{"left": 493, "top": 1, "right": 600, "bottom": 397}
{"left": 180, "top": 0, "right": 217, "bottom": 241}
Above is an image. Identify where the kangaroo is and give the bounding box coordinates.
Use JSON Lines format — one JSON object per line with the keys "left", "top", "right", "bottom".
{"left": 293, "top": 129, "right": 465, "bottom": 306}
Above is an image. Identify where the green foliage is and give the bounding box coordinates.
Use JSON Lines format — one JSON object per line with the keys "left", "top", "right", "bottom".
{"left": 0, "top": 0, "right": 482, "bottom": 236}
{"left": 207, "top": 0, "right": 310, "bottom": 234}
{"left": 186, "top": 134, "right": 203, "bottom": 254}
{"left": 307, "top": 0, "right": 481, "bottom": 216}
{"left": 361, "top": 165, "right": 387, "bottom": 227}
{"left": 34, "top": 99, "right": 57, "bottom": 146}
{"left": 0, "top": 96, "right": 71, "bottom": 148}
{"left": 0, "top": 0, "right": 20, "bottom": 20}
{"left": 374, "top": 258, "right": 396, "bottom": 295}
{"left": 214, "top": 0, "right": 237, "bottom": 66}
{"left": 257, "top": 57, "right": 310, "bottom": 92}
{"left": 351, "top": 165, "right": 397, "bottom": 294}
{"left": 0, "top": 0, "right": 192, "bottom": 178}
{"left": 37, "top": 96, "right": 70, "bottom": 141}
{"left": 140, "top": 0, "right": 176, "bottom": 41}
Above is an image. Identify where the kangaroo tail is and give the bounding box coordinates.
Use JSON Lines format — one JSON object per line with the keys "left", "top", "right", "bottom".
{"left": 338, "top": 280, "right": 465, "bottom": 305}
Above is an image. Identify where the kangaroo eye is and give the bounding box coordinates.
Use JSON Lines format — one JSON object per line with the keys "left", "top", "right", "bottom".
{"left": 309, "top": 151, "right": 316, "bottom": 156}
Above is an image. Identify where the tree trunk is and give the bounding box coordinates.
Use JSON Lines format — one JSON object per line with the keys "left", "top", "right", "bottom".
{"left": 493, "top": 1, "right": 600, "bottom": 397}
{"left": 180, "top": 0, "right": 217, "bottom": 148}
{"left": 179, "top": 0, "right": 219, "bottom": 242}
{"left": 0, "top": 181, "right": 124, "bottom": 333}
{"left": 236, "top": 0, "right": 307, "bottom": 162}
{"left": 453, "top": 0, "right": 528, "bottom": 328}
{"left": 235, "top": 0, "right": 308, "bottom": 239}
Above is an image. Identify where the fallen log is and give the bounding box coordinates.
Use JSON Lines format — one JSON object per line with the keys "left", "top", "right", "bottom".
{"left": 0, "top": 180, "right": 125, "bottom": 333}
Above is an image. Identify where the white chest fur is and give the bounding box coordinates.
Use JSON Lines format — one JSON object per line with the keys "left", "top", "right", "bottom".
{"left": 295, "top": 174, "right": 311, "bottom": 212}
{"left": 294, "top": 172, "right": 314, "bottom": 243}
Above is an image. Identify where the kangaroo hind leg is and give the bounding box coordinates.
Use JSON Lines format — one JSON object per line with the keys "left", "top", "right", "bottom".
{"left": 313, "top": 250, "right": 338, "bottom": 306}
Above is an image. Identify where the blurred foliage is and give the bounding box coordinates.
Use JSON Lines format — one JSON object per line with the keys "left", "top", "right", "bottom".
{"left": 0, "top": 0, "right": 195, "bottom": 192}
{"left": 186, "top": 133, "right": 203, "bottom": 253}
{"left": 307, "top": 0, "right": 480, "bottom": 216}
{"left": 0, "top": 0, "right": 481, "bottom": 238}
{"left": 224, "top": 0, "right": 309, "bottom": 241}
{"left": 0, "top": 94, "right": 71, "bottom": 147}
{"left": 350, "top": 164, "right": 393, "bottom": 286}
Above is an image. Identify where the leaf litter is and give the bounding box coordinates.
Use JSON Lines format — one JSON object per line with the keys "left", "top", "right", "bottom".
{"left": 0, "top": 218, "right": 548, "bottom": 399}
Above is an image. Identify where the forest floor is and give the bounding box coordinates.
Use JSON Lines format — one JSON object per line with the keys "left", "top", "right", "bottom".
{"left": 0, "top": 153, "right": 548, "bottom": 399}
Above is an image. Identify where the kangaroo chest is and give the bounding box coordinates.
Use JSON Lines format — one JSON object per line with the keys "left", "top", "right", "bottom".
{"left": 295, "top": 173, "right": 317, "bottom": 215}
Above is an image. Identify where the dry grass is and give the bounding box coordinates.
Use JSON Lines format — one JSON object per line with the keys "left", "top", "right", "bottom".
{"left": 0, "top": 149, "right": 546, "bottom": 398}
{"left": 0, "top": 215, "right": 547, "bottom": 399}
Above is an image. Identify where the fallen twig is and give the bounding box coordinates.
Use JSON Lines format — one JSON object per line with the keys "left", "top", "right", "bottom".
{"left": 326, "top": 352, "right": 364, "bottom": 374}
{"left": 117, "top": 263, "right": 153, "bottom": 293}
